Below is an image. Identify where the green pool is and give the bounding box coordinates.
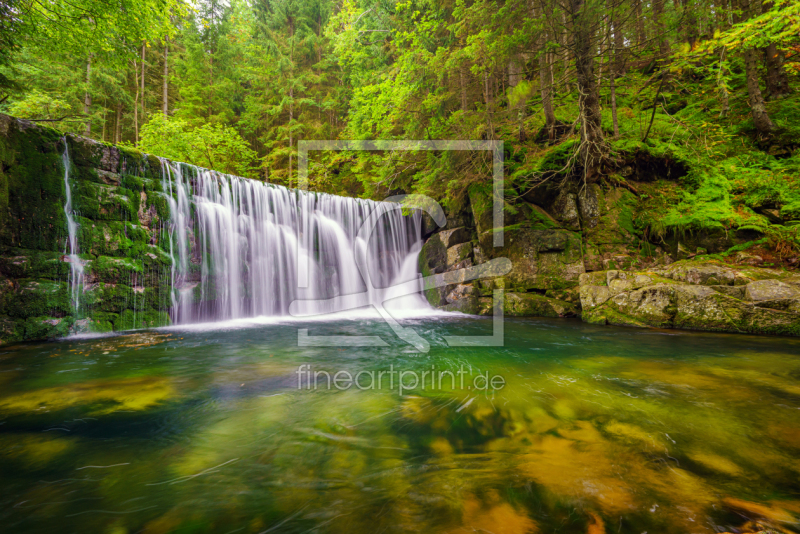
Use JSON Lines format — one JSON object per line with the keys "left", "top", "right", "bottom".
{"left": 1, "top": 316, "right": 799, "bottom": 533}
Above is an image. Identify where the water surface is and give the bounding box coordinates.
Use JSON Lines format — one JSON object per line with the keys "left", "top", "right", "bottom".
{"left": 1, "top": 317, "right": 800, "bottom": 533}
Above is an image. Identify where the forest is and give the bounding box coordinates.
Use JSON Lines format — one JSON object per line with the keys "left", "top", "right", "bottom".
{"left": 1, "top": 0, "right": 799, "bottom": 253}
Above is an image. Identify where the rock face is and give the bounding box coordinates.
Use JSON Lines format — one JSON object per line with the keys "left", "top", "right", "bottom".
{"left": 0, "top": 114, "right": 172, "bottom": 344}
{"left": 580, "top": 260, "right": 800, "bottom": 336}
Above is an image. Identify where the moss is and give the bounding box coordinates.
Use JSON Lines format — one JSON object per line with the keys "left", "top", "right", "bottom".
{"left": 73, "top": 182, "right": 140, "bottom": 222}
{"left": 0, "top": 376, "right": 175, "bottom": 416}
{"left": 781, "top": 201, "right": 800, "bottom": 221}
{"left": 23, "top": 315, "right": 74, "bottom": 340}
{"left": 418, "top": 235, "right": 448, "bottom": 306}
{"left": 503, "top": 292, "right": 577, "bottom": 317}
{"left": 89, "top": 256, "right": 143, "bottom": 284}
{"left": 87, "top": 311, "right": 116, "bottom": 333}
{"left": 77, "top": 219, "right": 153, "bottom": 257}
{"left": 0, "top": 117, "right": 66, "bottom": 252}
{"left": 115, "top": 309, "right": 170, "bottom": 330}
{"left": 5, "top": 279, "right": 71, "bottom": 318}
{"left": 0, "top": 247, "right": 70, "bottom": 279}
{"left": 84, "top": 283, "right": 138, "bottom": 314}
{"left": 0, "top": 315, "right": 24, "bottom": 345}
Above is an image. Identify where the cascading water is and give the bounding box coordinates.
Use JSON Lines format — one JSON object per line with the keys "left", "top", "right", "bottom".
{"left": 159, "top": 160, "right": 429, "bottom": 323}
{"left": 61, "top": 139, "right": 84, "bottom": 315}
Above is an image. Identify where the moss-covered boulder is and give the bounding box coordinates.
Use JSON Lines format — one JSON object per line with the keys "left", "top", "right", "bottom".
{"left": 482, "top": 228, "right": 584, "bottom": 291}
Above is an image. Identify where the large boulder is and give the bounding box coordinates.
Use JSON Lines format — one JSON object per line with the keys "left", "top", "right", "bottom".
{"left": 482, "top": 228, "right": 584, "bottom": 291}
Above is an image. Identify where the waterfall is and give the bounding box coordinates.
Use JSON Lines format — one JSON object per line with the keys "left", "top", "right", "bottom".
{"left": 160, "top": 161, "right": 429, "bottom": 323}
{"left": 61, "top": 139, "right": 84, "bottom": 315}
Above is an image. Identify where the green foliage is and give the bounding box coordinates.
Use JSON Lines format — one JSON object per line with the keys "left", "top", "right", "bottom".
{"left": 136, "top": 114, "right": 258, "bottom": 177}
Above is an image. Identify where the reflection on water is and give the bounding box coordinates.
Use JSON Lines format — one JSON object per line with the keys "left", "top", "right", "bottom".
{"left": 1, "top": 317, "right": 799, "bottom": 533}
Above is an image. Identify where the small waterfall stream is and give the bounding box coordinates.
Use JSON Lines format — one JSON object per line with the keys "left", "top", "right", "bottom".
{"left": 61, "top": 139, "right": 84, "bottom": 316}
{"left": 159, "top": 160, "right": 429, "bottom": 324}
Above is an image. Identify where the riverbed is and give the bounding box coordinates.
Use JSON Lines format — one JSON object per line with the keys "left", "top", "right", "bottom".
{"left": 1, "top": 316, "right": 799, "bottom": 533}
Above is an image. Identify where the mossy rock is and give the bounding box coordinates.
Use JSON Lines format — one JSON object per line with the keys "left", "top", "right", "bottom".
{"left": 73, "top": 182, "right": 140, "bottom": 222}
{"left": 23, "top": 316, "right": 74, "bottom": 340}
{"left": 780, "top": 201, "right": 800, "bottom": 221}
{"left": 0, "top": 116, "right": 67, "bottom": 251}
{"left": 76, "top": 219, "right": 153, "bottom": 257}
{"left": 0, "top": 247, "right": 70, "bottom": 279}
{"left": 0, "top": 316, "right": 24, "bottom": 345}
{"left": 440, "top": 296, "right": 479, "bottom": 314}
{"left": 4, "top": 279, "right": 71, "bottom": 319}
{"left": 482, "top": 228, "right": 584, "bottom": 291}
{"left": 478, "top": 292, "right": 577, "bottom": 317}
{"left": 84, "top": 283, "right": 142, "bottom": 314}
{"left": 114, "top": 309, "right": 170, "bottom": 330}
{"left": 506, "top": 292, "right": 577, "bottom": 317}
{"left": 418, "top": 234, "right": 449, "bottom": 306}
{"left": 88, "top": 256, "right": 143, "bottom": 284}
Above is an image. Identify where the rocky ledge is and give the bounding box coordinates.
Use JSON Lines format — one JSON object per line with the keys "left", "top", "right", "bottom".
{"left": 422, "top": 226, "right": 800, "bottom": 335}
{"left": 580, "top": 261, "right": 800, "bottom": 336}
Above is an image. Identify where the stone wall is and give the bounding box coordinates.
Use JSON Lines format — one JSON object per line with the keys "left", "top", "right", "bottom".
{"left": 0, "top": 114, "right": 172, "bottom": 344}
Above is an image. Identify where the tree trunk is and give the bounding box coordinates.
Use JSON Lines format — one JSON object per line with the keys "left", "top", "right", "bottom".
{"left": 611, "top": 5, "right": 622, "bottom": 136}
{"left": 744, "top": 48, "right": 774, "bottom": 133}
{"left": 569, "top": 0, "right": 607, "bottom": 182}
{"left": 715, "top": 0, "right": 729, "bottom": 32}
{"left": 737, "top": 0, "right": 774, "bottom": 133}
{"left": 141, "top": 44, "right": 146, "bottom": 123}
{"left": 508, "top": 59, "right": 522, "bottom": 89}
{"left": 460, "top": 64, "right": 468, "bottom": 112}
{"left": 652, "top": 0, "right": 670, "bottom": 57}
{"left": 163, "top": 37, "right": 169, "bottom": 116}
{"left": 133, "top": 59, "right": 139, "bottom": 146}
{"left": 762, "top": 1, "right": 790, "bottom": 99}
{"left": 540, "top": 51, "right": 556, "bottom": 139}
{"left": 115, "top": 103, "right": 122, "bottom": 144}
{"left": 633, "top": 0, "right": 645, "bottom": 47}
{"left": 83, "top": 57, "right": 92, "bottom": 136}
{"left": 717, "top": 48, "right": 730, "bottom": 118}
{"left": 765, "top": 44, "right": 790, "bottom": 99}
{"left": 561, "top": 10, "right": 571, "bottom": 93}
{"left": 613, "top": 14, "right": 625, "bottom": 75}
{"left": 684, "top": 0, "right": 698, "bottom": 49}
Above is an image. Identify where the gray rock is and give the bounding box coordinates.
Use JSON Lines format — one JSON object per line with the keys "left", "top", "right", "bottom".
{"left": 446, "top": 242, "right": 473, "bottom": 267}
{"left": 552, "top": 192, "right": 580, "bottom": 231}
{"left": 577, "top": 184, "right": 600, "bottom": 228}
{"left": 745, "top": 279, "right": 800, "bottom": 301}
{"left": 580, "top": 285, "right": 611, "bottom": 309}
{"left": 439, "top": 227, "right": 471, "bottom": 248}
{"left": 446, "top": 283, "right": 475, "bottom": 304}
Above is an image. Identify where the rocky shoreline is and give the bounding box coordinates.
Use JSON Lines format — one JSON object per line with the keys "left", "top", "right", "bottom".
{"left": 418, "top": 182, "right": 800, "bottom": 336}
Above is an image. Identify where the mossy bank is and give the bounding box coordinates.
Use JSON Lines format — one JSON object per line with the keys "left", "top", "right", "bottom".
{"left": 0, "top": 114, "right": 172, "bottom": 344}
